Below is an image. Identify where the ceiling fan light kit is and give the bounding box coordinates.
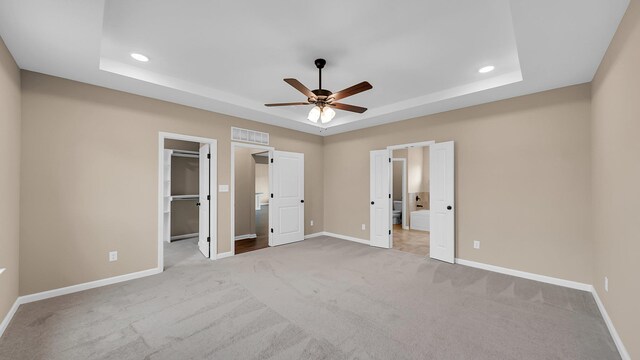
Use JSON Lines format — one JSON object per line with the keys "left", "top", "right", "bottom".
{"left": 307, "top": 106, "right": 321, "bottom": 123}
{"left": 265, "top": 58, "right": 372, "bottom": 125}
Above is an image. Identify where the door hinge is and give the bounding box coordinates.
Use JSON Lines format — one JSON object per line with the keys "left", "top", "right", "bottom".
{"left": 207, "top": 236, "right": 211, "bottom": 243}
{"left": 389, "top": 158, "right": 391, "bottom": 163}
{"left": 270, "top": 158, "right": 274, "bottom": 163}
{"left": 207, "top": 153, "right": 211, "bottom": 159}
{"left": 207, "top": 195, "right": 210, "bottom": 200}
{"left": 270, "top": 228, "right": 274, "bottom": 233}
{"left": 388, "top": 230, "right": 391, "bottom": 235}
{"left": 270, "top": 193, "right": 274, "bottom": 198}
{"left": 389, "top": 194, "right": 391, "bottom": 199}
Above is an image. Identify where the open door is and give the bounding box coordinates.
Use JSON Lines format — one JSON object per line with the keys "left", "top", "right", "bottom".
{"left": 370, "top": 149, "right": 391, "bottom": 248}
{"left": 198, "top": 143, "right": 210, "bottom": 258}
{"left": 270, "top": 151, "right": 304, "bottom": 246}
{"left": 429, "top": 141, "right": 455, "bottom": 263}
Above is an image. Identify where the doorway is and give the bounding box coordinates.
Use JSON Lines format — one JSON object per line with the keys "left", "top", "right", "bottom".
{"left": 369, "top": 141, "right": 455, "bottom": 263}
{"left": 231, "top": 144, "right": 306, "bottom": 256}
{"left": 158, "top": 132, "right": 217, "bottom": 271}
{"left": 392, "top": 148, "right": 429, "bottom": 257}
{"left": 233, "top": 145, "right": 271, "bottom": 255}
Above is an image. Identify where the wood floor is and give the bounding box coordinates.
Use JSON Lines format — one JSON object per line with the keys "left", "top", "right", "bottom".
{"left": 392, "top": 224, "right": 429, "bottom": 256}
{"left": 235, "top": 235, "right": 268, "bottom": 254}
{"left": 235, "top": 204, "right": 269, "bottom": 254}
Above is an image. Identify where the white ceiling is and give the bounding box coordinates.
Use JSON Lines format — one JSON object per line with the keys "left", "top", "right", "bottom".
{"left": 0, "top": 0, "right": 629, "bottom": 136}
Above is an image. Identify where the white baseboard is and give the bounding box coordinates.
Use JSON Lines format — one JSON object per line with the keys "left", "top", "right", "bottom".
{"left": 234, "top": 234, "right": 257, "bottom": 241}
{"left": 304, "top": 232, "right": 325, "bottom": 239}
{"left": 592, "top": 289, "right": 630, "bottom": 360}
{"left": 454, "top": 258, "right": 628, "bottom": 359}
{"left": 0, "top": 298, "right": 20, "bottom": 338}
{"left": 19, "top": 267, "right": 162, "bottom": 304}
{"left": 323, "top": 232, "right": 370, "bottom": 245}
{"left": 1, "top": 267, "right": 161, "bottom": 339}
{"left": 454, "top": 258, "right": 592, "bottom": 292}
{"left": 216, "top": 251, "right": 233, "bottom": 260}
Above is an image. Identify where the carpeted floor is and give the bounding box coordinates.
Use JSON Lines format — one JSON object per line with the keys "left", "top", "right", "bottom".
{"left": 0, "top": 236, "right": 620, "bottom": 359}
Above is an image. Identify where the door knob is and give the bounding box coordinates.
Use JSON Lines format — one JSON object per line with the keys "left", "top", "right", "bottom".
{"left": 196, "top": 202, "right": 201, "bottom": 207}
{"left": 371, "top": 201, "right": 375, "bottom": 205}
{"left": 447, "top": 205, "right": 452, "bottom": 210}
{"left": 300, "top": 200, "right": 304, "bottom": 203}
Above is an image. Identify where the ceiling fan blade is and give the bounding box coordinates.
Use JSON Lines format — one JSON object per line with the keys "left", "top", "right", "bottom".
{"left": 328, "top": 81, "right": 372, "bottom": 101}
{"left": 330, "top": 102, "right": 368, "bottom": 113}
{"left": 264, "top": 102, "right": 311, "bottom": 107}
{"left": 284, "top": 78, "right": 316, "bottom": 99}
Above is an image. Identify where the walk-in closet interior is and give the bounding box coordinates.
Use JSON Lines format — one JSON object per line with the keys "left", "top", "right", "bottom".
{"left": 163, "top": 139, "right": 205, "bottom": 263}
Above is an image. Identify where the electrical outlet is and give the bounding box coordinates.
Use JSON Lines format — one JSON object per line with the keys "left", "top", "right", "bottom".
{"left": 473, "top": 241, "right": 480, "bottom": 249}
{"left": 362, "top": 224, "right": 366, "bottom": 230}
{"left": 605, "top": 277, "right": 609, "bottom": 292}
{"left": 109, "top": 251, "right": 118, "bottom": 262}
{"left": 310, "top": 220, "right": 314, "bottom": 226}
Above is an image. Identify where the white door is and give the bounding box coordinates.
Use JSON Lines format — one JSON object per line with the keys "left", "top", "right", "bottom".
{"left": 270, "top": 151, "right": 304, "bottom": 246}
{"left": 430, "top": 141, "right": 455, "bottom": 263}
{"left": 198, "top": 143, "right": 210, "bottom": 258}
{"left": 370, "top": 150, "right": 391, "bottom": 248}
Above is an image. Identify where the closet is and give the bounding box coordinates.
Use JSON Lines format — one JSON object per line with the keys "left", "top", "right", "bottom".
{"left": 162, "top": 140, "right": 202, "bottom": 247}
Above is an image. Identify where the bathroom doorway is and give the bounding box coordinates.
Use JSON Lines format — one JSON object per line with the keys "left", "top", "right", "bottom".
{"left": 370, "top": 140, "right": 455, "bottom": 263}
{"left": 391, "top": 146, "right": 430, "bottom": 257}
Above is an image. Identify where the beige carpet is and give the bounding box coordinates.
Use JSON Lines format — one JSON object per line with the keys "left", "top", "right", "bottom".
{"left": 0, "top": 236, "right": 620, "bottom": 359}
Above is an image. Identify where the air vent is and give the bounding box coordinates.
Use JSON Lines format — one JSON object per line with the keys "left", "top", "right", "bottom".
{"left": 231, "top": 127, "right": 269, "bottom": 145}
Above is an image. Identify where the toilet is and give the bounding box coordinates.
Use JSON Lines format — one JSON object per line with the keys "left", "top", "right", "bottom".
{"left": 392, "top": 201, "right": 403, "bottom": 225}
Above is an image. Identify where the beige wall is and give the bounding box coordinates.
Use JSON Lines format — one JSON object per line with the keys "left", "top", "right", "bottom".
{"left": 392, "top": 161, "right": 403, "bottom": 201}
{"left": 407, "top": 147, "right": 424, "bottom": 193}
{"left": 19, "top": 71, "right": 324, "bottom": 295}
{"left": 591, "top": 0, "right": 640, "bottom": 357}
{"left": 0, "top": 37, "right": 21, "bottom": 326}
{"left": 255, "top": 163, "right": 269, "bottom": 205}
{"left": 324, "top": 84, "right": 593, "bottom": 284}
{"left": 234, "top": 147, "right": 256, "bottom": 236}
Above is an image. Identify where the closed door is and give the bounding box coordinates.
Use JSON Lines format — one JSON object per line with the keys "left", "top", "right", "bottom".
{"left": 270, "top": 151, "right": 304, "bottom": 246}
{"left": 370, "top": 149, "right": 391, "bottom": 248}
{"left": 429, "top": 141, "right": 455, "bottom": 263}
{"left": 198, "top": 143, "right": 210, "bottom": 258}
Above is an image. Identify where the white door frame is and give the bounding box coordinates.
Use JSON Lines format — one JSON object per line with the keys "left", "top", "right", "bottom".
{"left": 230, "top": 142, "right": 274, "bottom": 256}
{"left": 386, "top": 141, "right": 435, "bottom": 249}
{"left": 391, "top": 157, "right": 408, "bottom": 244}
{"left": 158, "top": 132, "right": 218, "bottom": 272}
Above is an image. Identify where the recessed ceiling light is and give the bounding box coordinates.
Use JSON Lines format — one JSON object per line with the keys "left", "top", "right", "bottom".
{"left": 478, "top": 65, "right": 495, "bottom": 74}
{"left": 131, "top": 53, "right": 149, "bottom": 62}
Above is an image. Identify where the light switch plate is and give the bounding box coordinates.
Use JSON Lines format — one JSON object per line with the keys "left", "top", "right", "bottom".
{"left": 109, "top": 251, "right": 118, "bottom": 262}
{"left": 362, "top": 224, "right": 366, "bottom": 230}
{"left": 219, "top": 185, "right": 229, "bottom": 192}
{"left": 473, "top": 241, "right": 480, "bottom": 249}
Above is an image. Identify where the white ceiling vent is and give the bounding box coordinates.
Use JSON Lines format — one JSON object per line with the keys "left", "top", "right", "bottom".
{"left": 231, "top": 127, "right": 269, "bottom": 145}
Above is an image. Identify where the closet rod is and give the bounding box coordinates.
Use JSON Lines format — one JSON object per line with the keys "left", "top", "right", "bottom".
{"left": 171, "top": 153, "right": 199, "bottom": 159}
{"left": 170, "top": 195, "right": 199, "bottom": 201}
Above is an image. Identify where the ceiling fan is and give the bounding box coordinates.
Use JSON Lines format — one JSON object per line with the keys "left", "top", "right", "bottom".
{"left": 265, "top": 59, "right": 372, "bottom": 124}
